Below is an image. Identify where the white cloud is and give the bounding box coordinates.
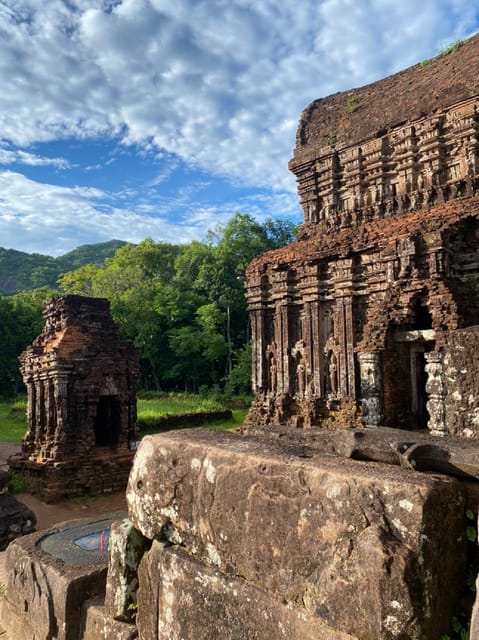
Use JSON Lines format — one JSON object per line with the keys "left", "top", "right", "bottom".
{"left": 0, "top": 170, "right": 300, "bottom": 255}
{"left": 0, "top": 1, "right": 477, "bottom": 255}
{"left": 0, "top": 0, "right": 476, "bottom": 194}
{"left": 0, "top": 147, "right": 70, "bottom": 168}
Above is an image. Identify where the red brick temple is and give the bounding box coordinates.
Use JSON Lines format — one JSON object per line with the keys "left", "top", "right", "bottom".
{"left": 10, "top": 295, "right": 139, "bottom": 501}
{"left": 245, "top": 34, "right": 479, "bottom": 437}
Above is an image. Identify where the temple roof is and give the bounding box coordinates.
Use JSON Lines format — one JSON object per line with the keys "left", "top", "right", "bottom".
{"left": 290, "top": 32, "right": 479, "bottom": 168}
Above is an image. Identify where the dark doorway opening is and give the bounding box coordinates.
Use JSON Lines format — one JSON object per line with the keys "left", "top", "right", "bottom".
{"left": 94, "top": 395, "right": 121, "bottom": 446}
{"left": 410, "top": 347, "right": 429, "bottom": 429}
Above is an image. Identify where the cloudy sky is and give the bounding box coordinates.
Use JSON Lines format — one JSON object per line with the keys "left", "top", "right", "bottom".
{"left": 0, "top": 0, "right": 478, "bottom": 256}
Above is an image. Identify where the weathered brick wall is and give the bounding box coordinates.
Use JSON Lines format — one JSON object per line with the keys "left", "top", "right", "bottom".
{"left": 246, "top": 32, "right": 479, "bottom": 434}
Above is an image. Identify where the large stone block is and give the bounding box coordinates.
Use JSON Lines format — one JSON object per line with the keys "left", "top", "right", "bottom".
{"left": 127, "top": 428, "right": 466, "bottom": 640}
{"left": 137, "top": 541, "right": 357, "bottom": 640}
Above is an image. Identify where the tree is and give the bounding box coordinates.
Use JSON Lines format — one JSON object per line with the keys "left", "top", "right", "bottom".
{"left": 0, "top": 288, "right": 55, "bottom": 397}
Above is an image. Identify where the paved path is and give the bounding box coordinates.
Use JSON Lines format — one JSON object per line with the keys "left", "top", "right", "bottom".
{"left": 0, "top": 442, "right": 20, "bottom": 471}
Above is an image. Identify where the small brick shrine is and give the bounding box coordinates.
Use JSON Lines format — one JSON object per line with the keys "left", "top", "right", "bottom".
{"left": 245, "top": 34, "right": 479, "bottom": 436}
{"left": 10, "top": 295, "right": 139, "bottom": 501}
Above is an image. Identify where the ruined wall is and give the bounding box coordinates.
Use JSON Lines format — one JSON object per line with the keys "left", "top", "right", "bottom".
{"left": 246, "top": 34, "right": 479, "bottom": 432}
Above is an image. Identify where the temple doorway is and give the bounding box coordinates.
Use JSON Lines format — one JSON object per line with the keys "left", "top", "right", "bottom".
{"left": 383, "top": 295, "right": 434, "bottom": 429}
{"left": 94, "top": 395, "right": 121, "bottom": 447}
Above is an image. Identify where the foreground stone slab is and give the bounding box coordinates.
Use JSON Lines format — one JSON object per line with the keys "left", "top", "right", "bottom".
{"left": 137, "top": 541, "right": 357, "bottom": 640}
{"left": 1, "top": 513, "right": 124, "bottom": 640}
{"left": 127, "top": 428, "right": 466, "bottom": 640}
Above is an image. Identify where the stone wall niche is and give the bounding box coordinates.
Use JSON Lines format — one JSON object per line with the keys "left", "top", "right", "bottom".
{"left": 9, "top": 295, "right": 139, "bottom": 502}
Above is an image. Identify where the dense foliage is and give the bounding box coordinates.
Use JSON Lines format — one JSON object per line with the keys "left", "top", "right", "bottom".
{"left": 0, "top": 240, "right": 127, "bottom": 294}
{"left": 0, "top": 214, "right": 296, "bottom": 398}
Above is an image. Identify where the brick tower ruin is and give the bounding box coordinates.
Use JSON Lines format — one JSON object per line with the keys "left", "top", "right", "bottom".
{"left": 10, "top": 295, "right": 139, "bottom": 501}
{"left": 246, "top": 34, "right": 479, "bottom": 435}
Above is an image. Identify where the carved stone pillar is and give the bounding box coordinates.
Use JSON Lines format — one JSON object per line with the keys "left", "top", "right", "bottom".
{"left": 424, "top": 351, "right": 447, "bottom": 437}
{"left": 22, "top": 379, "right": 36, "bottom": 454}
{"left": 358, "top": 352, "right": 383, "bottom": 428}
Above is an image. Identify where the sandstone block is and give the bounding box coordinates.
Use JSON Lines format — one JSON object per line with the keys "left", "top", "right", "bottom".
{"left": 1, "top": 518, "right": 111, "bottom": 640}
{"left": 127, "top": 428, "right": 466, "bottom": 640}
{"left": 81, "top": 598, "right": 138, "bottom": 640}
{"left": 104, "top": 518, "right": 150, "bottom": 621}
{"left": 137, "top": 541, "right": 357, "bottom": 640}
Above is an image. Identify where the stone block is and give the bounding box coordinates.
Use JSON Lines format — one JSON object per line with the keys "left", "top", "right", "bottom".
{"left": 0, "top": 470, "right": 36, "bottom": 547}
{"left": 81, "top": 597, "right": 138, "bottom": 640}
{"left": 104, "top": 518, "right": 150, "bottom": 621}
{"left": 0, "top": 516, "right": 117, "bottom": 640}
{"left": 127, "top": 428, "right": 466, "bottom": 640}
{"left": 137, "top": 541, "right": 356, "bottom": 640}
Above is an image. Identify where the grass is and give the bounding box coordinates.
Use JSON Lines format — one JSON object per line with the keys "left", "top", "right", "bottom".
{"left": 137, "top": 392, "right": 225, "bottom": 421}
{"left": 137, "top": 391, "right": 249, "bottom": 433}
{"left": 0, "top": 398, "right": 27, "bottom": 443}
{"left": 0, "top": 393, "right": 250, "bottom": 445}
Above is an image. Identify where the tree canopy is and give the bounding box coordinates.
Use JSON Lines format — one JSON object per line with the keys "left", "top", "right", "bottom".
{"left": 0, "top": 214, "right": 296, "bottom": 397}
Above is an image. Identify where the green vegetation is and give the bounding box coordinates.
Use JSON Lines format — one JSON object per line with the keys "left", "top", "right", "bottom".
{"left": 440, "top": 509, "right": 477, "bottom": 640}
{"left": 440, "top": 616, "right": 470, "bottom": 640}
{"left": 345, "top": 95, "right": 359, "bottom": 114}
{"left": 57, "top": 214, "right": 294, "bottom": 393}
{"left": 9, "top": 471, "right": 28, "bottom": 494}
{"left": 0, "top": 213, "right": 293, "bottom": 408}
{"left": 137, "top": 391, "right": 249, "bottom": 432}
{"left": 138, "top": 391, "right": 225, "bottom": 417}
{"left": 420, "top": 39, "right": 465, "bottom": 68}
{"left": 0, "top": 398, "right": 27, "bottom": 442}
{"left": 438, "top": 39, "right": 465, "bottom": 58}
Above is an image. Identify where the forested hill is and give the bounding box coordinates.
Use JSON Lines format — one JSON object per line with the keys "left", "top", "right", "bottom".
{"left": 0, "top": 239, "right": 128, "bottom": 294}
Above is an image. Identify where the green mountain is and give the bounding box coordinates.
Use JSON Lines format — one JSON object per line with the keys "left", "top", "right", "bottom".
{"left": 0, "top": 239, "right": 129, "bottom": 295}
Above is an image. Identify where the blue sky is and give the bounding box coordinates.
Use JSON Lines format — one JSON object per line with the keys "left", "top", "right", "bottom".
{"left": 0, "top": 1, "right": 478, "bottom": 256}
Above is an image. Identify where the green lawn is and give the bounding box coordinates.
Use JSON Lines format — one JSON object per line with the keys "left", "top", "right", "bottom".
{"left": 0, "top": 394, "right": 250, "bottom": 445}
{"left": 0, "top": 398, "right": 27, "bottom": 443}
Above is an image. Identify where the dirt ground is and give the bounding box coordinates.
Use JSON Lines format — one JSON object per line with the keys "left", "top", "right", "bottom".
{"left": 0, "top": 441, "right": 127, "bottom": 530}
{"left": 16, "top": 490, "right": 128, "bottom": 531}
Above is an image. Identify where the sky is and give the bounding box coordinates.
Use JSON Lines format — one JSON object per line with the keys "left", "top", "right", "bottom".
{"left": 0, "top": 1, "right": 478, "bottom": 256}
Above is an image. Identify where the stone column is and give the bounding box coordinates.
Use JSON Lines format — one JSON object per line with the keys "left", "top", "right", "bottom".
{"left": 22, "top": 379, "right": 36, "bottom": 455}
{"left": 424, "top": 351, "right": 447, "bottom": 437}
{"left": 358, "top": 352, "right": 383, "bottom": 428}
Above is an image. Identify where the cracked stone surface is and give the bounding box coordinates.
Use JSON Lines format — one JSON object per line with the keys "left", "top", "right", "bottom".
{"left": 127, "top": 428, "right": 466, "bottom": 640}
